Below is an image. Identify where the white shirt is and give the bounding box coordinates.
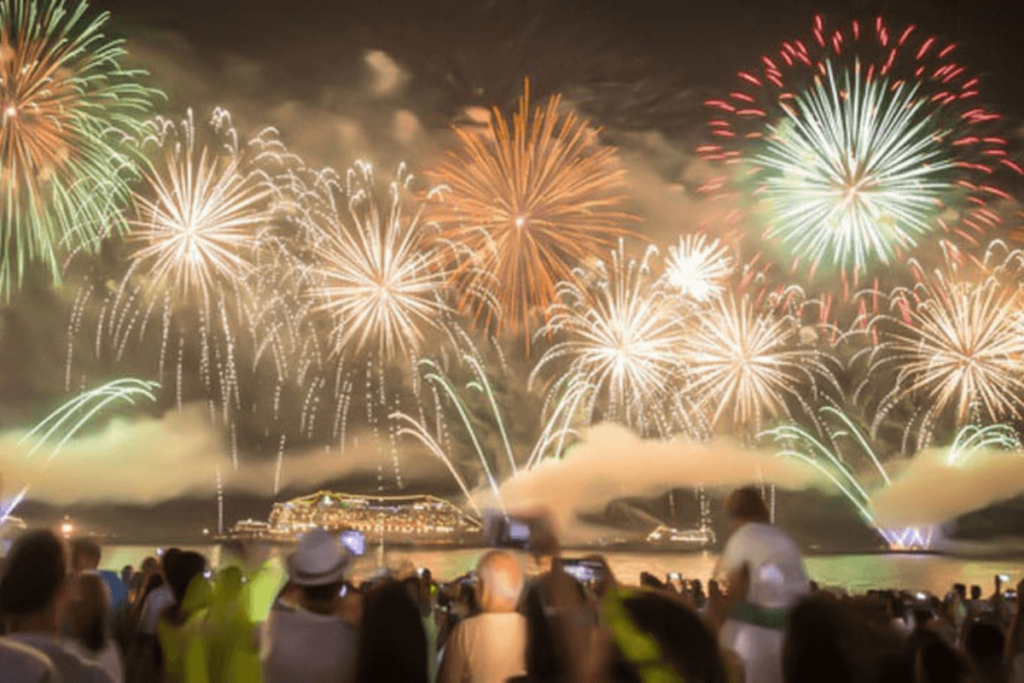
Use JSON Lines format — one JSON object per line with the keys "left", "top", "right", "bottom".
{"left": 65, "top": 637, "right": 125, "bottom": 683}
{"left": 264, "top": 607, "right": 358, "bottom": 683}
{"left": 139, "top": 584, "right": 175, "bottom": 635}
{"left": 5, "top": 633, "right": 115, "bottom": 683}
{"left": 0, "top": 636, "right": 59, "bottom": 683}
{"left": 720, "top": 522, "right": 809, "bottom": 610}
{"left": 439, "top": 612, "right": 528, "bottom": 683}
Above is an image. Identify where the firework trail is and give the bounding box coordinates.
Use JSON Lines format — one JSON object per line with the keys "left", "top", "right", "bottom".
{"left": 427, "top": 79, "right": 635, "bottom": 347}
{"left": 1, "top": 378, "right": 159, "bottom": 522}
{"left": 764, "top": 409, "right": 1021, "bottom": 549}
{"left": 0, "top": 0, "right": 157, "bottom": 299}
{"left": 532, "top": 242, "right": 700, "bottom": 439}
{"left": 701, "top": 15, "right": 1019, "bottom": 285}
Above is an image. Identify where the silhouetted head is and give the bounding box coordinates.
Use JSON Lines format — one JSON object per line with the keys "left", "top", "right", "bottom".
{"left": 65, "top": 573, "right": 109, "bottom": 652}
{"left": 70, "top": 539, "right": 102, "bottom": 573}
{"left": 608, "top": 590, "right": 728, "bottom": 683}
{"left": 783, "top": 594, "right": 866, "bottom": 683}
{"left": 355, "top": 580, "right": 428, "bottom": 683}
{"left": 725, "top": 487, "right": 770, "bottom": 525}
{"left": 0, "top": 530, "right": 67, "bottom": 631}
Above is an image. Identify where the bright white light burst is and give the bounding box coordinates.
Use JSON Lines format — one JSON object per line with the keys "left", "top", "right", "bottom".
{"left": 664, "top": 234, "right": 734, "bottom": 301}
{"left": 758, "top": 61, "right": 954, "bottom": 277}
{"left": 309, "top": 163, "right": 448, "bottom": 360}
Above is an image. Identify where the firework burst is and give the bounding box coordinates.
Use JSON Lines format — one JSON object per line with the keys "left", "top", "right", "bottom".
{"left": 66, "top": 110, "right": 297, "bottom": 467}
{"left": 128, "top": 109, "right": 277, "bottom": 307}
{"left": 701, "top": 15, "right": 1020, "bottom": 283}
{"left": 427, "top": 79, "right": 634, "bottom": 345}
{"left": 531, "top": 243, "right": 698, "bottom": 438}
{"left": 865, "top": 269, "right": 1024, "bottom": 446}
{"left": 683, "top": 292, "right": 838, "bottom": 434}
{"left": 0, "top": 0, "right": 156, "bottom": 298}
{"left": 663, "top": 233, "right": 735, "bottom": 302}
{"left": 306, "top": 162, "right": 449, "bottom": 361}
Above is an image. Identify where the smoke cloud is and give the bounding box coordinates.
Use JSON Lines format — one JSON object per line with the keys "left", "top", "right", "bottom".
{"left": 871, "top": 446, "right": 1024, "bottom": 527}
{"left": 0, "top": 404, "right": 445, "bottom": 506}
{"left": 482, "top": 423, "right": 822, "bottom": 542}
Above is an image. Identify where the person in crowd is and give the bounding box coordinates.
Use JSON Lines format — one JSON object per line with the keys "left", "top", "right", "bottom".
{"left": 438, "top": 550, "right": 528, "bottom": 683}
{"left": 70, "top": 539, "right": 129, "bottom": 611}
{"left": 782, "top": 593, "right": 867, "bottom": 683}
{"left": 120, "top": 566, "right": 133, "bottom": 591}
{"left": 63, "top": 572, "right": 124, "bottom": 682}
{"left": 911, "top": 630, "right": 968, "bottom": 683}
{"left": 355, "top": 579, "right": 429, "bottom": 683}
{"left": 606, "top": 589, "right": 730, "bottom": 683}
{"left": 0, "top": 530, "right": 115, "bottom": 683}
{"left": 404, "top": 573, "right": 439, "bottom": 682}
{"left": 0, "top": 635, "right": 60, "bottom": 683}
{"left": 139, "top": 548, "right": 182, "bottom": 637}
{"left": 709, "top": 486, "right": 810, "bottom": 683}
{"left": 886, "top": 593, "right": 913, "bottom": 638}
{"left": 157, "top": 551, "right": 209, "bottom": 683}
{"left": 264, "top": 527, "right": 358, "bottom": 683}
{"left": 130, "top": 558, "right": 158, "bottom": 603}
{"left": 963, "top": 620, "right": 1005, "bottom": 683}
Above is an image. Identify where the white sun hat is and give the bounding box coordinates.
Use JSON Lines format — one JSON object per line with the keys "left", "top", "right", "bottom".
{"left": 286, "top": 527, "right": 351, "bottom": 586}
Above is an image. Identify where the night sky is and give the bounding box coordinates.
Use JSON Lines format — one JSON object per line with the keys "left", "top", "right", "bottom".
{"left": 5, "top": 0, "right": 1024, "bottom": 539}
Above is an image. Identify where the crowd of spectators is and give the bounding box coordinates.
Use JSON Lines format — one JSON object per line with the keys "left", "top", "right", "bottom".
{"left": 1, "top": 486, "right": 1023, "bottom": 683}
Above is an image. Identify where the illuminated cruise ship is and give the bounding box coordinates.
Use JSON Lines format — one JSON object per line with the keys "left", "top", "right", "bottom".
{"left": 222, "top": 491, "right": 482, "bottom": 545}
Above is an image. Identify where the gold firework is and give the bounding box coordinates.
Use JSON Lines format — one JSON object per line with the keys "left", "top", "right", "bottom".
{"left": 684, "top": 292, "right": 835, "bottom": 433}
{"left": 427, "top": 79, "right": 635, "bottom": 347}
{"left": 872, "top": 272, "right": 1024, "bottom": 440}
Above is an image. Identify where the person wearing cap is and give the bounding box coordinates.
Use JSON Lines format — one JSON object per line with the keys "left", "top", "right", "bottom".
{"left": 264, "top": 527, "right": 358, "bottom": 683}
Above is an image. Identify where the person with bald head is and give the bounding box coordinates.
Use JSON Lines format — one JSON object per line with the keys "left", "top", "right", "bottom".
{"left": 438, "top": 550, "right": 528, "bottom": 683}
{"left": 712, "top": 486, "right": 809, "bottom": 683}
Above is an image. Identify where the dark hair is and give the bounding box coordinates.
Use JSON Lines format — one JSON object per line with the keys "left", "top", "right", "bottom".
{"left": 608, "top": 591, "right": 728, "bottom": 683}
{"left": 0, "top": 530, "right": 66, "bottom": 616}
{"left": 916, "top": 637, "right": 966, "bottom": 683}
{"left": 139, "top": 572, "right": 165, "bottom": 606}
{"left": 69, "top": 573, "right": 108, "bottom": 652}
{"left": 70, "top": 538, "right": 101, "bottom": 569}
{"left": 300, "top": 581, "right": 344, "bottom": 605}
{"left": 726, "top": 487, "right": 771, "bottom": 523}
{"left": 970, "top": 585, "right": 982, "bottom": 600}
{"left": 355, "top": 580, "right": 428, "bottom": 683}
{"left": 166, "top": 551, "right": 205, "bottom": 605}
{"left": 964, "top": 621, "right": 1005, "bottom": 679}
{"left": 783, "top": 594, "right": 866, "bottom": 683}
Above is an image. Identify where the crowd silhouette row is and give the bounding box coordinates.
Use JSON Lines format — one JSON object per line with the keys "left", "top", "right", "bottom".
{"left": 1, "top": 487, "right": 1022, "bottom": 683}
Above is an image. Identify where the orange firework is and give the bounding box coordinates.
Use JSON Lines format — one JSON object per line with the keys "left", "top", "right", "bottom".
{"left": 427, "top": 79, "right": 635, "bottom": 348}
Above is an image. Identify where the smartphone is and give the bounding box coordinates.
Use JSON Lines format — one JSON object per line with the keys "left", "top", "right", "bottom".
{"left": 339, "top": 584, "right": 348, "bottom": 597}
{"left": 560, "top": 558, "right": 609, "bottom": 585}
{"left": 203, "top": 570, "right": 213, "bottom": 580}
{"left": 999, "top": 574, "right": 1011, "bottom": 583}
{"left": 668, "top": 572, "right": 682, "bottom": 582}
{"left": 483, "top": 513, "right": 534, "bottom": 550}
{"left": 340, "top": 530, "right": 366, "bottom": 556}
{"left": 156, "top": 548, "right": 164, "bottom": 557}
{"left": 916, "top": 591, "right": 928, "bottom": 601}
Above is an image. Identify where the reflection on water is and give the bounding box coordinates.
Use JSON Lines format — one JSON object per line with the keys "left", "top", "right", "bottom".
{"left": 99, "top": 545, "right": 1024, "bottom": 596}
